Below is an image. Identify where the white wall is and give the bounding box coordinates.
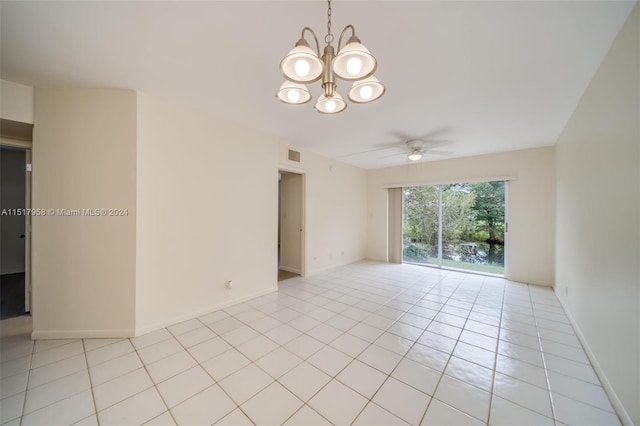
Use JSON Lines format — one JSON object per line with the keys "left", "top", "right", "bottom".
{"left": 279, "top": 172, "right": 302, "bottom": 274}
{"left": 367, "top": 147, "right": 556, "bottom": 286}
{"left": 279, "top": 146, "right": 368, "bottom": 276}
{"left": 135, "top": 96, "right": 369, "bottom": 332}
{"left": 135, "top": 92, "right": 281, "bottom": 333}
{"left": 1, "top": 80, "right": 34, "bottom": 124}
{"left": 27, "top": 87, "right": 369, "bottom": 337}
{"left": 555, "top": 4, "right": 639, "bottom": 424}
{"left": 32, "top": 88, "right": 137, "bottom": 338}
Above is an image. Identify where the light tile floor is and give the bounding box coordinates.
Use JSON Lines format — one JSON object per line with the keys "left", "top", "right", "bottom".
{"left": 0, "top": 261, "right": 621, "bottom": 425}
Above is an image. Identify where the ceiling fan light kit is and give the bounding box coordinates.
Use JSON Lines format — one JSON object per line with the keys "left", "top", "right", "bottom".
{"left": 407, "top": 151, "right": 423, "bottom": 161}
{"left": 276, "top": 0, "right": 385, "bottom": 114}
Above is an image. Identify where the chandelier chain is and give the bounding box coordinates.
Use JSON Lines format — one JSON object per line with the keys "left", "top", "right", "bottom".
{"left": 325, "top": 0, "right": 334, "bottom": 44}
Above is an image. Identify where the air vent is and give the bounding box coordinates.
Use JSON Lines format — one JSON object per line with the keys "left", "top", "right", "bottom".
{"left": 288, "top": 149, "right": 301, "bottom": 162}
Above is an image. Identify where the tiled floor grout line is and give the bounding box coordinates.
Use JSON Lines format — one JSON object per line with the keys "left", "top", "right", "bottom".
{"left": 490, "top": 287, "right": 615, "bottom": 421}
{"left": 499, "top": 292, "right": 550, "bottom": 417}
{"left": 17, "top": 337, "right": 35, "bottom": 425}
{"left": 274, "top": 279, "right": 422, "bottom": 425}
{"left": 19, "top": 342, "right": 94, "bottom": 422}
{"left": 239, "top": 283, "right": 372, "bottom": 426}
{"left": 161, "top": 317, "right": 242, "bottom": 425}
{"left": 12, "top": 338, "right": 171, "bottom": 424}
{"left": 413, "top": 272, "right": 486, "bottom": 425}
{"left": 414, "top": 276, "right": 471, "bottom": 423}
{"left": 205, "top": 301, "right": 317, "bottom": 424}
{"left": 529, "top": 287, "right": 561, "bottom": 426}
{"left": 533, "top": 291, "right": 615, "bottom": 414}
{"left": 364, "top": 272, "right": 608, "bottom": 408}
{"left": 448, "top": 276, "right": 498, "bottom": 422}
{"left": 175, "top": 312, "right": 335, "bottom": 425}
{"left": 486, "top": 275, "right": 507, "bottom": 426}
{"left": 502, "top": 290, "right": 563, "bottom": 421}
{"left": 206, "top": 320, "right": 267, "bottom": 426}
{"left": 129, "top": 336, "right": 179, "bottom": 426}
{"left": 343, "top": 279, "right": 445, "bottom": 425}
{"left": 336, "top": 272, "right": 449, "bottom": 424}
{"left": 271, "top": 270, "right": 452, "bottom": 425}
{"left": 376, "top": 271, "right": 589, "bottom": 424}
{"left": 81, "top": 339, "right": 100, "bottom": 426}
{"left": 74, "top": 339, "right": 161, "bottom": 424}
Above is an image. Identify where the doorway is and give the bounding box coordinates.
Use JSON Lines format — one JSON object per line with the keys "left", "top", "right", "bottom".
{"left": 1, "top": 145, "right": 31, "bottom": 318}
{"left": 1, "top": 119, "right": 33, "bottom": 319}
{"left": 402, "top": 180, "right": 507, "bottom": 276}
{"left": 278, "top": 171, "right": 304, "bottom": 281}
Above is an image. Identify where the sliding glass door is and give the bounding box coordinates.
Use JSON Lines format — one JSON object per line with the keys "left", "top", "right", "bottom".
{"left": 403, "top": 181, "right": 506, "bottom": 275}
{"left": 402, "top": 185, "right": 440, "bottom": 266}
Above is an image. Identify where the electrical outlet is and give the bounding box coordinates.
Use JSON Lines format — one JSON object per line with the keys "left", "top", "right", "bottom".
{"left": 565, "top": 286, "right": 568, "bottom": 297}
{"left": 227, "top": 280, "right": 233, "bottom": 290}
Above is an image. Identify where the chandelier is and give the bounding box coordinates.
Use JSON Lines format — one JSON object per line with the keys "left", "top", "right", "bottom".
{"left": 276, "top": 0, "right": 385, "bottom": 114}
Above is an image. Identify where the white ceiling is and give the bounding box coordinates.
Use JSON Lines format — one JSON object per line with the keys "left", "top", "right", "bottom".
{"left": 1, "top": 1, "right": 635, "bottom": 169}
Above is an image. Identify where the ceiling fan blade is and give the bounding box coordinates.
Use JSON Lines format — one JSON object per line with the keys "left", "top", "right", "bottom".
{"left": 419, "top": 126, "right": 453, "bottom": 141}
{"left": 389, "top": 131, "right": 414, "bottom": 142}
{"left": 336, "top": 146, "right": 400, "bottom": 158}
{"left": 425, "top": 150, "right": 453, "bottom": 156}
{"left": 378, "top": 152, "right": 408, "bottom": 159}
{"left": 422, "top": 139, "right": 453, "bottom": 148}
{"left": 371, "top": 141, "right": 407, "bottom": 150}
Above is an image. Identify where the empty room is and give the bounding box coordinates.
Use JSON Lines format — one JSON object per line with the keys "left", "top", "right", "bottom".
{"left": 0, "top": 1, "right": 638, "bottom": 425}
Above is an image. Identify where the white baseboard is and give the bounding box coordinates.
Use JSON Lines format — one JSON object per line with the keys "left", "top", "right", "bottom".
{"left": 32, "top": 328, "right": 135, "bottom": 340}
{"left": 553, "top": 288, "right": 632, "bottom": 426}
{"left": 305, "top": 257, "right": 365, "bottom": 276}
{"left": 134, "top": 286, "right": 278, "bottom": 337}
{"left": 279, "top": 266, "right": 301, "bottom": 274}
{"left": 30, "top": 287, "right": 279, "bottom": 340}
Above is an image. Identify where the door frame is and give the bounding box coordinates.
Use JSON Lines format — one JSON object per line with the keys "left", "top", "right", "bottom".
{"left": 25, "top": 148, "right": 32, "bottom": 312}
{"left": 503, "top": 181, "right": 510, "bottom": 277}
{"left": 278, "top": 168, "right": 306, "bottom": 278}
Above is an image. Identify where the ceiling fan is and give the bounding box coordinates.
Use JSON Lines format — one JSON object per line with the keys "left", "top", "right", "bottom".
{"left": 337, "top": 134, "right": 453, "bottom": 162}
{"left": 379, "top": 139, "right": 453, "bottom": 162}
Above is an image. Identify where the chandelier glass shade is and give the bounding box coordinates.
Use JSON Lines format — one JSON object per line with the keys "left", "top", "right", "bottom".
{"left": 276, "top": 0, "right": 385, "bottom": 114}
{"left": 315, "top": 92, "right": 347, "bottom": 114}
{"left": 348, "top": 76, "right": 385, "bottom": 103}
{"left": 279, "top": 41, "right": 324, "bottom": 84}
{"left": 276, "top": 81, "right": 312, "bottom": 104}
{"left": 332, "top": 39, "right": 377, "bottom": 81}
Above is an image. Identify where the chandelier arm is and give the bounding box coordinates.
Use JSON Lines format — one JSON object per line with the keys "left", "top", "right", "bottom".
{"left": 337, "top": 25, "right": 356, "bottom": 52}
{"left": 301, "top": 27, "right": 321, "bottom": 57}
